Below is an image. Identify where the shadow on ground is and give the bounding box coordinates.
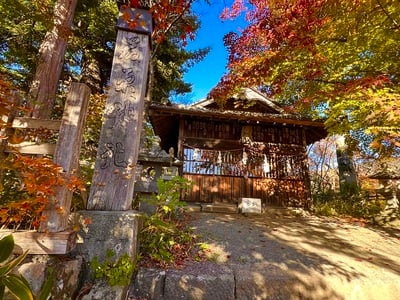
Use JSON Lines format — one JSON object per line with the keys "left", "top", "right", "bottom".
{"left": 186, "top": 210, "right": 400, "bottom": 299}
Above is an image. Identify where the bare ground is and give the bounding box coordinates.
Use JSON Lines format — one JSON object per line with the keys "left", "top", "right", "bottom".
{"left": 185, "top": 208, "right": 400, "bottom": 299}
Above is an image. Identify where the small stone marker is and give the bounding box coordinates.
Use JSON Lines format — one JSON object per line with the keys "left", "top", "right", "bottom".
{"left": 240, "top": 197, "right": 262, "bottom": 214}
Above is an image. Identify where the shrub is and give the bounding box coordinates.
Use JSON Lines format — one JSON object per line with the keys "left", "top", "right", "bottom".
{"left": 312, "top": 190, "right": 384, "bottom": 219}
{"left": 138, "top": 176, "right": 198, "bottom": 268}
{"left": 90, "top": 249, "right": 137, "bottom": 287}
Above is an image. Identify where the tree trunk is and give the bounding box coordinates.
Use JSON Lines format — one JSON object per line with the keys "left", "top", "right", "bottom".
{"left": 335, "top": 135, "right": 359, "bottom": 196}
{"left": 80, "top": 52, "right": 103, "bottom": 95}
{"left": 29, "top": 0, "right": 78, "bottom": 119}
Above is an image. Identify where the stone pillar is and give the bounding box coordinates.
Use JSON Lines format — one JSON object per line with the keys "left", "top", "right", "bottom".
{"left": 87, "top": 8, "right": 152, "bottom": 211}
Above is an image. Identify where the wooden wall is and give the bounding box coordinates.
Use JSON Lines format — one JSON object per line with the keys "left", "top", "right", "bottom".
{"left": 181, "top": 119, "right": 305, "bottom": 146}
{"left": 179, "top": 117, "right": 312, "bottom": 208}
{"left": 183, "top": 174, "right": 311, "bottom": 208}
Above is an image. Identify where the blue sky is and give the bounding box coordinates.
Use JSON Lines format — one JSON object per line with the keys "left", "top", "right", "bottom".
{"left": 176, "top": 0, "right": 247, "bottom": 103}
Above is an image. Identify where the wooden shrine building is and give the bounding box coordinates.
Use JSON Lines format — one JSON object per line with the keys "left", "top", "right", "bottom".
{"left": 148, "top": 88, "right": 327, "bottom": 208}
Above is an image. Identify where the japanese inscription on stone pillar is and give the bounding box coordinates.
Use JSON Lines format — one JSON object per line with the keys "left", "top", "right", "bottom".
{"left": 87, "top": 8, "right": 151, "bottom": 210}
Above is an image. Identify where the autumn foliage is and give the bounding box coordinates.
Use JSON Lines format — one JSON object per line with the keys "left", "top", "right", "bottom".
{"left": 121, "top": 0, "right": 196, "bottom": 45}
{"left": 1, "top": 155, "right": 83, "bottom": 229}
{"left": 211, "top": 0, "right": 400, "bottom": 156}
{"left": 0, "top": 76, "right": 83, "bottom": 230}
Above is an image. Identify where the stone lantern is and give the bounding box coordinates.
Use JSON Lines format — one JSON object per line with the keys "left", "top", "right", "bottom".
{"left": 134, "top": 135, "right": 182, "bottom": 214}
{"left": 369, "top": 162, "right": 400, "bottom": 222}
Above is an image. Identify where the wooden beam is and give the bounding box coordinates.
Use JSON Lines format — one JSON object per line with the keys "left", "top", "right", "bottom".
{"left": 39, "top": 83, "right": 91, "bottom": 233}
{"left": 178, "top": 118, "right": 184, "bottom": 159}
{"left": 5, "top": 142, "right": 56, "bottom": 155}
{"left": 12, "top": 118, "right": 61, "bottom": 130}
{"left": 1, "top": 230, "right": 77, "bottom": 254}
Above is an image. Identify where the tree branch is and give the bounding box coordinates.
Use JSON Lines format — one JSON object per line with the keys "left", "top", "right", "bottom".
{"left": 151, "top": 0, "right": 195, "bottom": 58}
{"left": 375, "top": 0, "right": 400, "bottom": 30}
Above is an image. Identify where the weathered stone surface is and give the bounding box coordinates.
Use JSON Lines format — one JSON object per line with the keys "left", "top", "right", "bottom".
{"left": 232, "top": 264, "right": 297, "bottom": 300}
{"left": 74, "top": 210, "right": 142, "bottom": 264}
{"left": 17, "top": 260, "right": 47, "bottom": 294}
{"left": 128, "top": 268, "right": 166, "bottom": 300}
{"left": 73, "top": 210, "right": 142, "bottom": 300}
{"left": 52, "top": 257, "right": 83, "bottom": 299}
{"left": 82, "top": 279, "right": 127, "bottom": 300}
{"left": 17, "top": 255, "right": 82, "bottom": 299}
{"left": 163, "top": 264, "right": 234, "bottom": 300}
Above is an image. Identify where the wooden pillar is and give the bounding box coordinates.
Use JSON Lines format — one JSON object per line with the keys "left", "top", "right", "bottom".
{"left": 301, "top": 127, "right": 313, "bottom": 208}
{"left": 87, "top": 8, "right": 152, "bottom": 211}
{"left": 39, "top": 83, "right": 91, "bottom": 232}
{"left": 178, "top": 118, "right": 185, "bottom": 160}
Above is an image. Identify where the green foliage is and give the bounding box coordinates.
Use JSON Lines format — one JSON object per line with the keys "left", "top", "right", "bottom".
{"left": 89, "top": 250, "right": 137, "bottom": 287}
{"left": 313, "top": 191, "right": 384, "bottom": 219}
{"left": 1, "top": 0, "right": 207, "bottom": 104}
{"left": 0, "top": 0, "right": 52, "bottom": 90}
{"left": 0, "top": 235, "right": 54, "bottom": 300}
{"left": 152, "top": 176, "right": 193, "bottom": 220}
{"left": 139, "top": 176, "right": 196, "bottom": 267}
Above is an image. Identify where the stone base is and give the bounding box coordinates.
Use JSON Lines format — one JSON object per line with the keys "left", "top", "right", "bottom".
{"left": 17, "top": 255, "right": 83, "bottom": 299}
{"left": 184, "top": 203, "right": 202, "bottom": 212}
{"left": 130, "top": 264, "right": 234, "bottom": 300}
{"left": 73, "top": 210, "right": 142, "bottom": 300}
{"left": 74, "top": 210, "right": 142, "bottom": 262}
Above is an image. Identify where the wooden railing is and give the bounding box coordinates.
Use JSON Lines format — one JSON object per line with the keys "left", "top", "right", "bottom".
{"left": 0, "top": 83, "right": 90, "bottom": 254}
{"left": 4, "top": 118, "right": 61, "bottom": 155}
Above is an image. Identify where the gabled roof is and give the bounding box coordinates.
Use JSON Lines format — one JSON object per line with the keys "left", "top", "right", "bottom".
{"left": 148, "top": 87, "right": 327, "bottom": 152}
{"left": 192, "top": 88, "right": 285, "bottom": 114}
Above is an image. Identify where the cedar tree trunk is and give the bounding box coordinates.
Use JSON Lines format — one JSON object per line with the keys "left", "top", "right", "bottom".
{"left": 29, "top": 0, "right": 78, "bottom": 119}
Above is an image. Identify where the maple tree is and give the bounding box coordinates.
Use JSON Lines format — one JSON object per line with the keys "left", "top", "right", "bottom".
{"left": 0, "top": 155, "right": 83, "bottom": 230}
{"left": 120, "top": 0, "right": 197, "bottom": 45}
{"left": 0, "top": 75, "right": 83, "bottom": 230}
{"left": 210, "top": 0, "right": 400, "bottom": 157}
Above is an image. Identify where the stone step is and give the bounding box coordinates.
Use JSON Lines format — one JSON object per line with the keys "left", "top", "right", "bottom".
{"left": 201, "top": 203, "right": 239, "bottom": 213}
{"left": 128, "top": 263, "right": 309, "bottom": 300}
{"left": 183, "top": 202, "right": 239, "bottom": 213}
{"left": 183, "top": 203, "right": 202, "bottom": 212}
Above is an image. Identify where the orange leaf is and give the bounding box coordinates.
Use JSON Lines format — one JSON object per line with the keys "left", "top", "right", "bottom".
{"left": 9, "top": 134, "right": 24, "bottom": 144}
